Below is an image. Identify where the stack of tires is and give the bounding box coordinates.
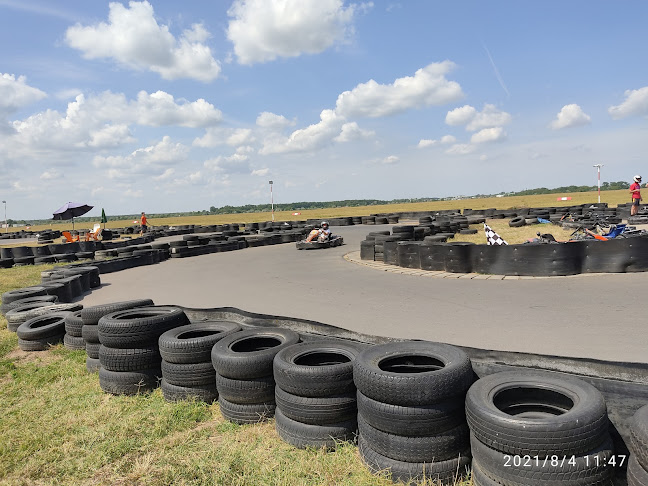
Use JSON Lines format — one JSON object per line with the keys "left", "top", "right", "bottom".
{"left": 354, "top": 342, "right": 473, "bottom": 484}
{"left": 158, "top": 321, "right": 241, "bottom": 403}
{"left": 273, "top": 340, "right": 363, "bottom": 449}
{"left": 16, "top": 312, "right": 73, "bottom": 351}
{"left": 467, "top": 371, "right": 616, "bottom": 486}
{"left": 1, "top": 294, "right": 57, "bottom": 318}
{"left": 211, "top": 328, "right": 299, "bottom": 424}
{"left": 97, "top": 306, "right": 188, "bottom": 395}
{"left": 629, "top": 404, "right": 648, "bottom": 486}
{"left": 64, "top": 311, "right": 86, "bottom": 350}
{"left": 80, "top": 299, "right": 154, "bottom": 373}
{"left": 5, "top": 301, "right": 60, "bottom": 332}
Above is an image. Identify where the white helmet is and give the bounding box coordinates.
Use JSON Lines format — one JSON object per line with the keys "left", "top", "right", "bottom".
{"left": 321, "top": 221, "right": 329, "bottom": 228}
{"left": 635, "top": 175, "right": 642, "bottom": 182}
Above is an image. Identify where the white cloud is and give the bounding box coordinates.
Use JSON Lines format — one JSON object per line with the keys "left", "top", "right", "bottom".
{"left": 259, "top": 109, "right": 345, "bottom": 154}
{"left": 92, "top": 136, "right": 189, "bottom": 179}
{"left": 445, "top": 104, "right": 511, "bottom": 131}
{"left": 65, "top": 1, "right": 221, "bottom": 82}
{"left": 440, "top": 135, "right": 456, "bottom": 144}
{"left": 335, "top": 61, "right": 463, "bottom": 118}
{"left": 251, "top": 168, "right": 270, "bottom": 176}
{"left": 334, "top": 122, "right": 374, "bottom": 142}
{"left": 550, "top": 104, "right": 591, "bottom": 129}
{"left": 227, "top": 0, "right": 367, "bottom": 65}
{"left": 131, "top": 91, "right": 222, "bottom": 127}
{"left": 471, "top": 126, "right": 507, "bottom": 143}
{"left": 445, "top": 143, "right": 476, "bottom": 155}
{"left": 0, "top": 73, "right": 46, "bottom": 118}
{"left": 382, "top": 155, "right": 399, "bottom": 164}
{"left": 40, "top": 169, "right": 61, "bottom": 180}
{"left": 256, "top": 111, "right": 295, "bottom": 129}
{"left": 608, "top": 87, "right": 648, "bottom": 119}
{"left": 417, "top": 139, "right": 437, "bottom": 148}
{"left": 194, "top": 126, "right": 253, "bottom": 148}
{"left": 204, "top": 153, "right": 251, "bottom": 173}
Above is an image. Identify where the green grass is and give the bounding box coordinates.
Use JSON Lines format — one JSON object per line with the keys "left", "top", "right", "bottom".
{"left": 0, "top": 266, "right": 473, "bottom": 485}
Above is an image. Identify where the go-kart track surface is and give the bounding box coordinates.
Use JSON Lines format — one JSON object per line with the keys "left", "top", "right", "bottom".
{"left": 81, "top": 224, "right": 647, "bottom": 364}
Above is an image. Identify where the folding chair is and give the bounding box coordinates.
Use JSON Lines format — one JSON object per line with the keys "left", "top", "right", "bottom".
{"left": 62, "top": 231, "right": 80, "bottom": 242}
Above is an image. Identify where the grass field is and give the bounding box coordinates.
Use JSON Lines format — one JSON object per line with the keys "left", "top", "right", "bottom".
{"left": 0, "top": 266, "right": 473, "bottom": 485}
{"left": 8, "top": 189, "right": 629, "bottom": 234}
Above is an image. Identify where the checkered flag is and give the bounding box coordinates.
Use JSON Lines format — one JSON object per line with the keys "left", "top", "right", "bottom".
{"left": 484, "top": 223, "right": 508, "bottom": 245}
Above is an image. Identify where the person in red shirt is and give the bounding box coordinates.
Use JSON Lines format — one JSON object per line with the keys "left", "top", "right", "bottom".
{"left": 630, "top": 175, "right": 643, "bottom": 216}
{"left": 140, "top": 212, "right": 148, "bottom": 235}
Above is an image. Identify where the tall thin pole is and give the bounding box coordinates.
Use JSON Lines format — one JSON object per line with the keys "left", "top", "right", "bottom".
{"left": 269, "top": 181, "right": 274, "bottom": 222}
{"left": 593, "top": 164, "right": 603, "bottom": 203}
{"left": 2, "top": 200, "right": 6, "bottom": 233}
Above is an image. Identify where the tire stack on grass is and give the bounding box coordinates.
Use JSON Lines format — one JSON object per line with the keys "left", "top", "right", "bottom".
{"left": 273, "top": 339, "right": 364, "bottom": 449}
{"left": 466, "top": 371, "right": 616, "bottom": 486}
{"left": 64, "top": 311, "right": 86, "bottom": 350}
{"left": 16, "top": 311, "right": 73, "bottom": 351}
{"left": 211, "top": 328, "right": 299, "bottom": 424}
{"left": 80, "top": 299, "right": 154, "bottom": 373}
{"left": 97, "top": 306, "right": 188, "bottom": 395}
{"left": 1, "top": 294, "right": 58, "bottom": 318}
{"left": 4, "top": 301, "right": 58, "bottom": 332}
{"left": 354, "top": 341, "right": 473, "bottom": 485}
{"left": 628, "top": 404, "right": 648, "bottom": 486}
{"left": 158, "top": 321, "right": 241, "bottom": 403}
{"left": 1, "top": 287, "right": 49, "bottom": 313}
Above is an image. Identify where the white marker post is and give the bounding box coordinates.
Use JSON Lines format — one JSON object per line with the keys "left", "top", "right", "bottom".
{"left": 269, "top": 180, "right": 274, "bottom": 222}
{"left": 593, "top": 164, "right": 603, "bottom": 203}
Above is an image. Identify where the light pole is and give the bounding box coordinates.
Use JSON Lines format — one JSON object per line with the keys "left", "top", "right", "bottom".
{"left": 593, "top": 164, "right": 603, "bottom": 204}
{"left": 1, "top": 200, "right": 5, "bottom": 233}
{"left": 268, "top": 180, "right": 274, "bottom": 222}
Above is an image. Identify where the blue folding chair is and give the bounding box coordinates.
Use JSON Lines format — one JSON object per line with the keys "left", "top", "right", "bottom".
{"left": 603, "top": 224, "right": 626, "bottom": 239}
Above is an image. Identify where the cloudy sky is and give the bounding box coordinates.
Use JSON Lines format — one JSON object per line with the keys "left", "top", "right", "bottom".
{"left": 1, "top": 0, "right": 647, "bottom": 219}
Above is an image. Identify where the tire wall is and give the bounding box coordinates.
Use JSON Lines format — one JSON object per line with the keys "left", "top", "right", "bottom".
{"left": 391, "top": 236, "right": 648, "bottom": 276}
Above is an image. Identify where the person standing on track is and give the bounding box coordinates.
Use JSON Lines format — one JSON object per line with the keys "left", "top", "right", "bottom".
{"left": 630, "top": 175, "right": 643, "bottom": 216}
{"left": 140, "top": 212, "right": 148, "bottom": 235}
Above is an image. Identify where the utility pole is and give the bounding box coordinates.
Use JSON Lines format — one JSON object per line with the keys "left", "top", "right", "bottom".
{"left": 269, "top": 181, "right": 274, "bottom": 222}
{"left": 2, "top": 200, "right": 5, "bottom": 233}
{"left": 593, "top": 164, "right": 603, "bottom": 203}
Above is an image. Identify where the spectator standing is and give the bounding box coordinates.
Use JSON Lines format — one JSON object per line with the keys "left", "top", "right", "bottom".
{"left": 630, "top": 175, "right": 643, "bottom": 216}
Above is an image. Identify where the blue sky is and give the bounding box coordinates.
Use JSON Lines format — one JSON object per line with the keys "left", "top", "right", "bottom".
{"left": 1, "top": 0, "right": 647, "bottom": 219}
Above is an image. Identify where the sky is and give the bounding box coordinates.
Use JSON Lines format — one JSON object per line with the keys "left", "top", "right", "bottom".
{"left": 1, "top": 0, "right": 647, "bottom": 220}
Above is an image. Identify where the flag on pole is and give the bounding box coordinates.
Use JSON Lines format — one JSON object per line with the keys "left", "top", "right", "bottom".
{"left": 100, "top": 208, "right": 107, "bottom": 228}
{"left": 484, "top": 223, "right": 508, "bottom": 245}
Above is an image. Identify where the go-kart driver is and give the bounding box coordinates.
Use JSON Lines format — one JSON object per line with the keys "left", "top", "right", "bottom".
{"left": 305, "top": 221, "right": 331, "bottom": 242}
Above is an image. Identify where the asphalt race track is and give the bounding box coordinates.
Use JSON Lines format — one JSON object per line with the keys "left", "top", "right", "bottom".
{"left": 81, "top": 225, "right": 647, "bottom": 364}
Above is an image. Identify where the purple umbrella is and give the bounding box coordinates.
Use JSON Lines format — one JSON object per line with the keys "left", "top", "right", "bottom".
{"left": 52, "top": 202, "right": 93, "bottom": 230}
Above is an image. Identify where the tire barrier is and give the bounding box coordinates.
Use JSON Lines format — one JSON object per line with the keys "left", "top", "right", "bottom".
{"left": 16, "top": 311, "right": 73, "bottom": 351}
{"left": 97, "top": 306, "right": 189, "bottom": 395}
{"left": 158, "top": 321, "right": 241, "bottom": 403}
{"left": 467, "top": 371, "right": 616, "bottom": 486}
{"left": 354, "top": 341, "right": 473, "bottom": 484}
{"left": 629, "top": 405, "right": 648, "bottom": 486}
{"left": 211, "top": 328, "right": 299, "bottom": 424}
{"left": 273, "top": 340, "right": 363, "bottom": 449}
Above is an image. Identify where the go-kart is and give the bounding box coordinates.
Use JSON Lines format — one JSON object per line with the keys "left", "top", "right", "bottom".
{"left": 296, "top": 234, "right": 344, "bottom": 250}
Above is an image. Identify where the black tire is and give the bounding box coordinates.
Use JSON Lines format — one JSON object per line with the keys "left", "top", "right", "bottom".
{"left": 6, "top": 302, "right": 57, "bottom": 326}
{"left": 86, "top": 341, "right": 100, "bottom": 359}
{"left": 16, "top": 303, "right": 82, "bottom": 322}
{"left": 357, "top": 390, "right": 465, "bottom": 437}
{"left": 216, "top": 373, "right": 275, "bottom": 404}
{"left": 630, "top": 404, "right": 648, "bottom": 470}
{"left": 274, "top": 408, "right": 356, "bottom": 450}
{"left": 628, "top": 454, "right": 648, "bottom": 486}
{"left": 358, "top": 413, "right": 469, "bottom": 463}
{"left": 16, "top": 312, "right": 71, "bottom": 340}
{"left": 64, "top": 311, "right": 84, "bottom": 337}
{"left": 160, "top": 379, "right": 218, "bottom": 403}
{"left": 275, "top": 387, "right": 357, "bottom": 425}
{"left": 99, "top": 345, "right": 162, "bottom": 372}
{"left": 471, "top": 460, "right": 503, "bottom": 486}
{"left": 86, "top": 357, "right": 101, "bottom": 373}
{"left": 158, "top": 321, "right": 241, "bottom": 364}
{"left": 1, "top": 286, "right": 47, "bottom": 306}
{"left": 357, "top": 435, "right": 471, "bottom": 484}
{"left": 273, "top": 340, "right": 364, "bottom": 397}
{"left": 470, "top": 434, "right": 615, "bottom": 486}
{"left": 82, "top": 324, "right": 99, "bottom": 343}
{"left": 509, "top": 216, "right": 526, "bottom": 227}
{"left": 161, "top": 361, "right": 216, "bottom": 386}
{"left": 465, "top": 371, "right": 609, "bottom": 456}
{"left": 353, "top": 341, "right": 473, "bottom": 406}
{"left": 98, "top": 367, "right": 161, "bottom": 395}
{"left": 18, "top": 333, "right": 64, "bottom": 351}
{"left": 64, "top": 334, "right": 86, "bottom": 350}
{"left": 218, "top": 396, "right": 275, "bottom": 424}
{"left": 459, "top": 229, "right": 478, "bottom": 234}
{"left": 81, "top": 299, "right": 154, "bottom": 325}
{"left": 98, "top": 306, "right": 188, "bottom": 348}
{"left": 1, "top": 295, "right": 57, "bottom": 315}
{"left": 211, "top": 328, "right": 300, "bottom": 380}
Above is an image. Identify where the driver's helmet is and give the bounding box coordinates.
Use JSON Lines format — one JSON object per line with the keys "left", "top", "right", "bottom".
{"left": 635, "top": 175, "right": 642, "bottom": 183}
{"left": 321, "top": 221, "right": 329, "bottom": 229}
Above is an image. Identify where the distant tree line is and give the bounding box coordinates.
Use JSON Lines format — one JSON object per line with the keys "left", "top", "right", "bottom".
{"left": 12, "top": 181, "right": 632, "bottom": 225}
